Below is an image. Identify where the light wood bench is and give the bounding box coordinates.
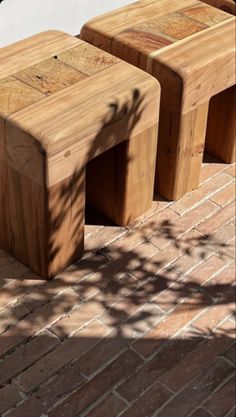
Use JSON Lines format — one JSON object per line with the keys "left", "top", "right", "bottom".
{"left": 81, "top": 0, "right": 236, "bottom": 200}
{"left": 0, "top": 31, "right": 160, "bottom": 278}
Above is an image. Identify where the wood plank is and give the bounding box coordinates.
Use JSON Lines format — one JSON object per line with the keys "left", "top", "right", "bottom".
{"left": 87, "top": 125, "right": 158, "bottom": 225}
{"left": 205, "top": 86, "right": 236, "bottom": 163}
{"left": 81, "top": 0, "right": 199, "bottom": 44}
{"left": 154, "top": 19, "right": 235, "bottom": 113}
{"left": 0, "top": 76, "right": 45, "bottom": 117}
{"left": 0, "top": 119, "right": 7, "bottom": 252}
{"left": 181, "top": 2, "right": 233, "bottom": 25}
{"left": 56, "top": 43, "right": 119, "bottom": 76}
{"left": 0, "top": 31, "right": 80, "bottom": 79}
{"left": 14, "top": 57, "right": 87, "bottom": 95}
{"left": 0, "top": 78, "right": 45, "bottom": 256}
{"left": 138, "top": 12, "right": 207, "bottom": 40}
{"left": 155, "top": 101, "right": 209, "bottom": 200}
{"left": 112, "top": 28, "right": 173, "bottom": 70}
{"left": 1, "top": 165, "right": 85, "bottom": 279}
{"left": 7, "top": 62, "right": 160, "bottom": 185}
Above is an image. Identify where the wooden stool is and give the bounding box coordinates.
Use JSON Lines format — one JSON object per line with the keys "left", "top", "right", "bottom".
{"left": 81, "top": 0, "right": 236, "bottom": 200}
{"left": 0, "top": 31, "right": 160, "bottom": 278}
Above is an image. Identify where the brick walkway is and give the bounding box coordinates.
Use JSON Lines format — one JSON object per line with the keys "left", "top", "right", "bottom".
{"left": 0, "top": 155, "right": 235, "bottom": 417}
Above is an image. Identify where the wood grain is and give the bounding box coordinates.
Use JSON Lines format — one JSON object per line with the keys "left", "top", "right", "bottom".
{"left": 81, "top": 0, "right": 235, "bottom": 200}
{"left": 7, "top": 62, "right": 160, "bottom": 186}
{"left": 80, "top": 0, "right": 199, "bottom": 47}
{"left": 181, "top": 2, "right": 233, "bottom": 25}
{"left": 154, "top": 19, "right": 235, "bottom": 113}
{"left": 205, "top": 86, "right": 236, "bottom": 163}
{"left": 57, "top": 43, "right": 119, "bottom": 76}
{"left": 156, "top": 97, "right": 209, "bottom": 200}
{"left": 14, "top": 57, "right": 87, "bottom": 95}
{"left": 0, "top": 76, "right": 45, "bottom": 117}
{"left": 0, "top": 31, "right": 80, "bottom": 80}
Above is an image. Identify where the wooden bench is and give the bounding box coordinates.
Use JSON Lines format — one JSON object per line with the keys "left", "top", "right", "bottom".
{"left": 81, "top": 0, "right": 236, "bottom": 200}
{"left": 0, "top": 31, "right": 160, "bottom": 278}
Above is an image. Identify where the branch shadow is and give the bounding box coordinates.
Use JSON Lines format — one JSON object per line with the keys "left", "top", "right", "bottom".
{"left": 0, "top": 73, "right": 235, "bottom": 417}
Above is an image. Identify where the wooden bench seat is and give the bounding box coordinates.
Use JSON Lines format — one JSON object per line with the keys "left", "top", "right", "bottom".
{"left": 81, "top": 0, "right": 236, "bottom": 200}
{"left": 0, "top": 31, "right": 160, "bottom": 278}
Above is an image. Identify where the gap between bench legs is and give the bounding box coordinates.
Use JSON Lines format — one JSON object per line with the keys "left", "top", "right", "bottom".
{"left": 205, "top": 85, "right": 236, "bottom": 164}
{"left": 86, "top": 124, "right": 158, "bottom": 226}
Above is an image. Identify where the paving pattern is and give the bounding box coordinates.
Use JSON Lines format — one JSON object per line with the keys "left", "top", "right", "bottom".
{"left": 0, "top": 155, "right": 235, "bottom": 417}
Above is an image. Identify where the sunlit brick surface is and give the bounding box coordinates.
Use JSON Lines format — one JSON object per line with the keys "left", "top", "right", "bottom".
{"left": 0, "top": 155, "right": 235, "bottom": 417}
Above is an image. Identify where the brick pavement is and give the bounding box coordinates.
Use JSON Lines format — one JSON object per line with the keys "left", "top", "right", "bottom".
{"left": 0, "top": 155, "right": 235, "bottom": 417}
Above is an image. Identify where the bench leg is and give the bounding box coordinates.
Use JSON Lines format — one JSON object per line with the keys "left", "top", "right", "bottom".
{"left": 86, "top": 125, "right": 158, "bottom": 226}
{"left": 0, "top": 159, "right": 85, "bottom": 278}
{"left": 155, "top": 101, "right": 209, "bottom": 200}
{"left": 205, "top": 86, "right": 236, "bottom": 164}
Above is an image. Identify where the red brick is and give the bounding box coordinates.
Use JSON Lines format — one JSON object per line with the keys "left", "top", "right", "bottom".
{"left": 174, "top": 200, "right": 218, "bottom": 230}
{"left": 104, "top": 207, "right": 178, "bottom": 260}
{"left": 184, "top": 254, "right": 227, "bottom": 285}
{"left": 197, "top": 201, "right": 235, "bottom": 236}
{"left": 151, "top": 223, "right": 202, "bottom": 252}
{"left": 160, "top": 332, "right": 234, "bottom": 392}
{"left": 0, "top": 273, "right": 44, "bottom": 310}
{"left": 121, "top": 303, "right": 164, "bottom": 339}
{"left": 211, "top": 181, "right": 235, "bottom": 207}
{"left": 203, "top": 375, "right": 236, "bottom": 417}
{"left": 119, "top": 381, "right": 171, "bottom": 417}
{"left": 76, "top": 332, "right": 128, "bottom": 377}
{"left": 225, "top": 164, "right": 236, "bottom": 177}
{"left": 15, "top": 319, "right": 108, "bottom": 393}
{"left": 154, "top": 255, "right": 226, "bottom": 313}
{"left": 75, "top": 259, "right": 139, "bottom": 306}
{"left": 171, "top": 222, "right": 235, "bottom": 274}
{"left": 222, "top": 343, "right": 236, "bottom": 364}
{"left": 85, "top": 394, "right": 126, "bottom": 417}
{"left": 171, "top": 172, "right": 232, "bottom": 215}
{"left": 117, "top": 331, "right": 200, "bottom": 402}
{"left": 63, "top": 251, "right": 108, "bottom": 282}
{"left": 132, "top": 297, "right": 208, "bottom": 358}
{"left": 85, "top": 224, "right": 127, "bottom": 254}
{"left": 126, "top": 195, "right": 172, "bottom": 229}
{"left": 132, "top": 244, "right": 181, "bottom": 280}
{"left": 190, "top": 302, "right": 235, "bottom": 336}
{"left": 0, "top": 302, "right": 29, "bottom": 334}
{"left": 0, "top": 330, "right": 59, "bottom": 385}
{"left": 0, "top": 384, "right": 22, "bottom": 414}
{"left": 103, "top": 295, "right": 162, "bottom": 330}
{"left": 200, "top": 161, "right": 228, "bottom": 184}
{"left": 190, "top": 409, "right": 215, "bottom": 417}
{"left": 48, "top": 350, "right": 143, "bottom": 417}
{"left": 151, "top": 279, "right": 186, "bottom": 313}
{"left": 51, "top": 301, "right": 105, "bottom": 338}
{"left": 225, "top": 407, "right": 236, "bottom": 417}
{"left": 6, "top": 356, "right": 86, "bottom": 417}
{"left": 0, "top": 289, "right": 80, "bottom": 357}
{"left": 217, "top": 318, "right": 236, "bottom": 338}
{"left": 4, "top": 397, "right": 44, "bottom": 417}
{"left": 157, "top": 358, "right": 234, "bottom": 417}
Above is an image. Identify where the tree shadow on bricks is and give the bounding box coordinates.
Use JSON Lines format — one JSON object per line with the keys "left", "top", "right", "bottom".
{"left": 0, "top": 83, "right": 235, "bottom": 416}
{"left": 0, "top": 214, "right": 235, "bottom": 416}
